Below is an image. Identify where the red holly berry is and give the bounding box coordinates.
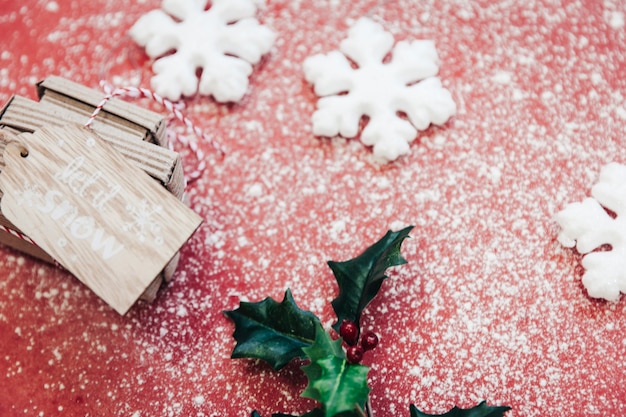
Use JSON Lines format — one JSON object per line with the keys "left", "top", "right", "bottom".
{"left": 360, "top": 331, "right": 379, "bottom": 351}
{"left": 339, "top": 319, "right": 359, "bottom": 346}
{"left": 346, "top": 345, "right": 364, "bottom": 364}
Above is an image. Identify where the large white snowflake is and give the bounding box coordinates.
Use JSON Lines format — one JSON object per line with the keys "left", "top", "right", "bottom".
{"left": 556, "top": 162, "right": 626, "bottom": 301}
{"left": 303, "top": 17, "right": 456, "bottom": 162}
{"left": 129, "top": 0, "right": 276, "bottom": 102}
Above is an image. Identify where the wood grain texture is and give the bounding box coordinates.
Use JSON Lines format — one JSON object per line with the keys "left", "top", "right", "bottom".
{"left": 0, "top": 95, "right": 184, "bottom": 196}
{"left": 0, "top": 226, "right": 166, "bottom": 302}
{"left": 0, "top": 228, "right": 55, "bottom": 264}
{"left": 37, "top": 76, "right": 168, "bottom": 146}
{"left": 0, "top": 90, "right": 185, "bottom": 293}
{"left": 0, "top": 125, "right": 202, "bottom": 314}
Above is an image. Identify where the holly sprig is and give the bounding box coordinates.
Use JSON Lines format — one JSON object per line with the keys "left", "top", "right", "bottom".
{"left": 225, "top": 226, "right": 511, "bottom": 417}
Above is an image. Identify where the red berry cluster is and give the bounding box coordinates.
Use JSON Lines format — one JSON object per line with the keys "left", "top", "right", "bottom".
{"left": 339, "top": 319, "right": 379, "bottom": 364}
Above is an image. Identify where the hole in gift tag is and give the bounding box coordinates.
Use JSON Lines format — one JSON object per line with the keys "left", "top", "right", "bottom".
{"left": 0, "top": 125, "right": 202, "bottom": 314}
{"left": 1, "top": 132, "right": 29, "bottom": 158}
{"left": 5, "top": 140, "right": 30, "bottom": 158}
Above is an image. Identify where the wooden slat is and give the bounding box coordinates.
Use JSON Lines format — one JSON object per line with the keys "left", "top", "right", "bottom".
{"left": 140, "top": 276, "right": 164, "bottom": 303}
{"left": 0, "top": 228, "right": 55, "bottom": 264}
{"left": 0, "top": 211, "right": 18, "bottom": 230}
{"left": 0, "top": 79, "right": 191, "bottom": 307}
{"left": 163, "top": 252, "right": 180, "bottom": 282}
{"left": 0, "top": 125, "right": 202, "bottom": 314}
{"left": 0, "top": 96, "right": 184, "bottom": 199}
{"left": 42, "top": 91, "right": 152, "bottom": 144}
{"left": 37, "top": 76, "right": 168, "bottom": 146}
{"left": 0, "top": 228, "right": 165, "bottom": 302}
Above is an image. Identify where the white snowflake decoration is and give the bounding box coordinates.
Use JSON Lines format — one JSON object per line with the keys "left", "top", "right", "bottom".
{"left": 303, "top": 17, "right": 456, "bottom": 162}
{"left": 123, "top": 199, "right": 165, "bottom": 245}
{"left": 17, "top": 182, "right": 43, "bottom": 208}
{"left": 556, "top": 162, "right": 626, "bottom": 301}
{"left": 129, "top": 0, "right": 276, "bottom": 102}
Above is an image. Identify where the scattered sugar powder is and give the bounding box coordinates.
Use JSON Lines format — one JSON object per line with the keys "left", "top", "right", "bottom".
{"left": 606, "top": 11, "right": 625, "bottom": 29}
{"left": 45, "top": 1, "right": 59, "bottom": 12}
{"left": 0, "top": 1, "right": 625, "bottom": 416}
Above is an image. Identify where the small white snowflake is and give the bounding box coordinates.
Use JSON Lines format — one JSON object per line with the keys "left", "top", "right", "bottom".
{"left": 17, "top": 181, "right": 43, "bottom": 208}
{"left": 123, "top": 199, "right": 164, "bottom": 245}
{"left": 129, "top": 0, "right": 276, "bottom": 102}
{"left": 556, "top": 162, "right": 626, "bottom": 301}
{"left": 303, "top": 17, "right": 456, "bottom": 162}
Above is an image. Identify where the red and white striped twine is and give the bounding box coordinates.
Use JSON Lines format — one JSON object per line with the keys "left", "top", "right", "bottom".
{"left": 86, "top": 82, "right": 224, "bottom": 183}
{"left": 1, "top": 225, "right": 37, "bottom": 246}
{"left": 1, "top": 225, "right": 64, "bottom": 268}
{"left": 0, "top": 84, "right": 224, "bottom": 251}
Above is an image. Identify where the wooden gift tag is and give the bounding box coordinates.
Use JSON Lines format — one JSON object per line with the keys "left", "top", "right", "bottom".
{"left": 0, "top": 124, "right": 202, "bottom": 314}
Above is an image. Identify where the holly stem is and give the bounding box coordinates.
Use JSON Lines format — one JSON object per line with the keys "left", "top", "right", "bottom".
{"left": 355, "top": 404, "right": 367, "bottom": 417}
{"left": 355, "top": 397, "right": 374, "bottom": 417}
{"left": 366, "top": 397, "right": 374, "bottom": 417}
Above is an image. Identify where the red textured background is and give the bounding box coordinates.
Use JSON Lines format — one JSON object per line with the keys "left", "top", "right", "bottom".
{"left": 1, "top": 1, "right": 626, "bottom": 416}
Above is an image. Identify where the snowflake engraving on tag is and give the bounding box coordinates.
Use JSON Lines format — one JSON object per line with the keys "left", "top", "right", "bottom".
{"left": 129, "top": 0, "right": 276, "bottom": 102}
{"left": 17, "top": 181, "right": 43, "bottom": 208}
{"left": 123, "top": 199, "right": 165, "bottom": 245}
{"left": 304, "top": 17, "right": 456, "bottom": 162}
{"left": 556, "top": 162, "right": 626, "bottom": 301}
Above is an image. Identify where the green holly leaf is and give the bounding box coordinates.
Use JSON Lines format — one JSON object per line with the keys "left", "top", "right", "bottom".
{"left": 252, "top": 413, "right": 327, "bottom": 417}
{"left": 303, "top": 323, "right": 344, "bottom": 362}
{"left": 301, "top": 325, "right": 370, "bottom": 417}
{"left": 302, "top": 356, "right": 369, "bottom": 417}
{"left": 329, "top": 226, "right": 414, "bottom": 331}
{"left": 225, "top": 289, "right": 321, "bottom": 370}
{"left": 300, "top": 324, "right": 345, "bottom": 401}
{"left": 410, "top": 401, "right": 512, "bottom": 417}
{"left": 271, "top": 410, "right": 325, "bottom": 417}
{"left": 273, "top": 410, "right": 357, "bottom": 417}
